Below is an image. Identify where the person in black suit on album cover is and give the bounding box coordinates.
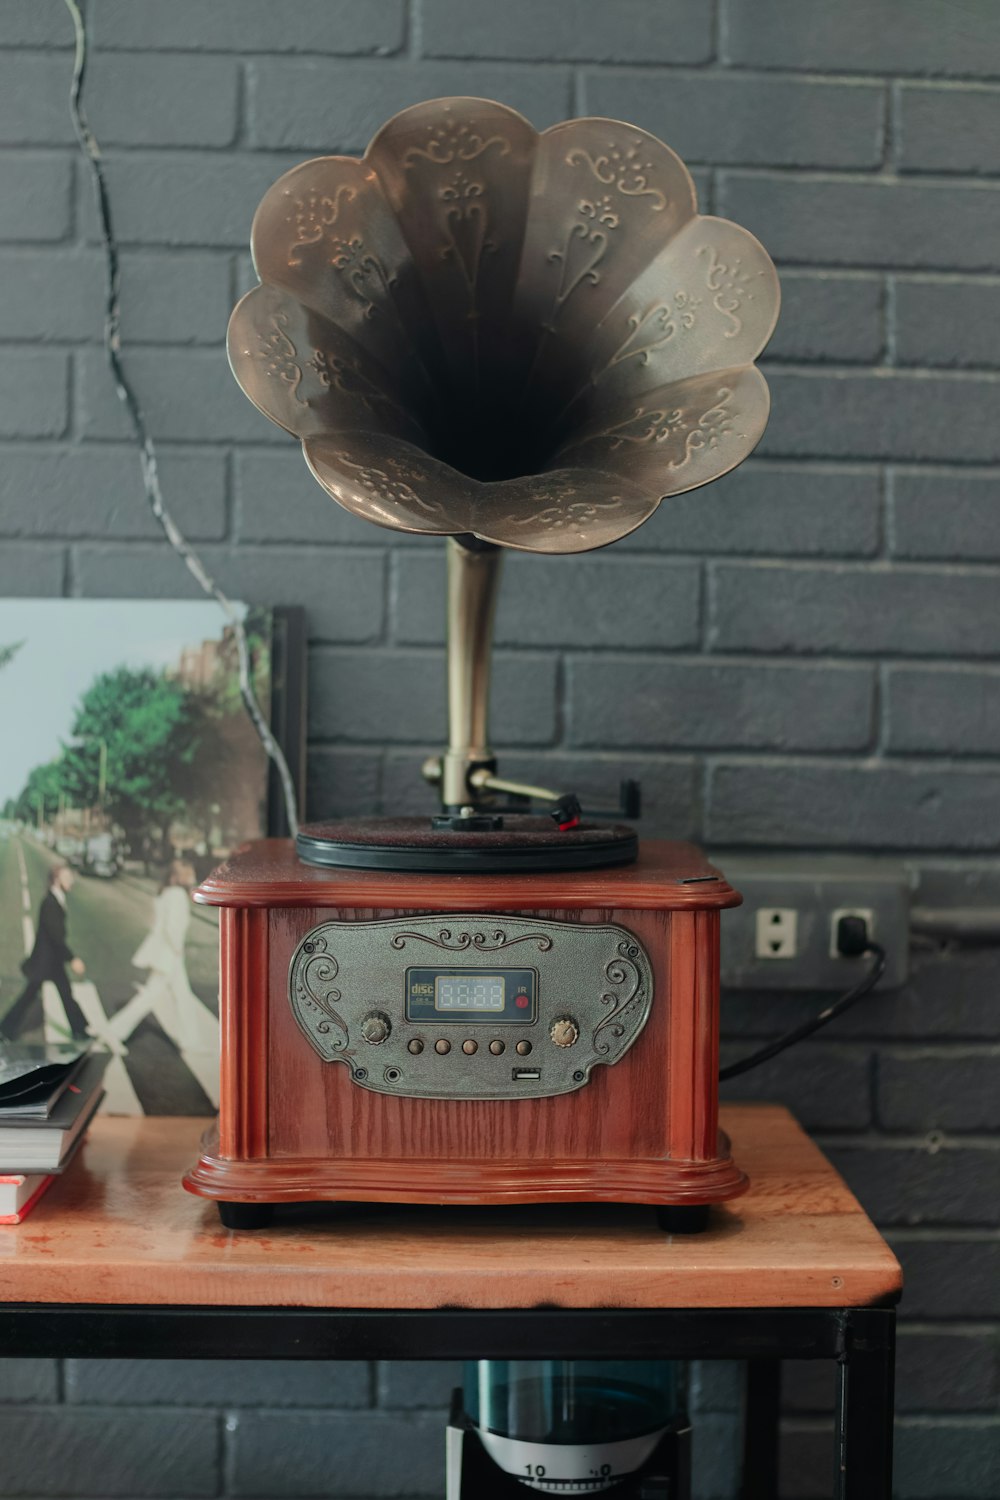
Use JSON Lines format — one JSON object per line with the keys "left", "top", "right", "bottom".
{"left": 1, "top": 863, "right": 89, "bottom": 1041}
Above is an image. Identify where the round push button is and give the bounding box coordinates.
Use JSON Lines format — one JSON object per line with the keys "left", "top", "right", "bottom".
{"left": 488, "top": 1039, "right": 505, "bottom": 1055}
{"left": 434, "top": 1038, "right": 451, "bottom": 1055}
{"left": 407, "top": 1038, "right": 424, "bottom": 1055}
{"left": 515, "top": 1040, "right": 532, "bottom": 1056}
{"left": 462, "top": 1039, "right": 478, "bottom": 1055}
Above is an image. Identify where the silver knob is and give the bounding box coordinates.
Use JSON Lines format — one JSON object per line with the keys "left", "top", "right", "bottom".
{"left": 361, "top": 1012, "right": 390, "bottom": 1045}
{"left": 550, "top": 1016, "right": 579, "bottom": 1048}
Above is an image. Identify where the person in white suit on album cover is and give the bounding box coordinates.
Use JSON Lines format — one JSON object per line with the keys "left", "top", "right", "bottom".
{"left": 103, "top": 860, "right": 220, "bottom": 1105}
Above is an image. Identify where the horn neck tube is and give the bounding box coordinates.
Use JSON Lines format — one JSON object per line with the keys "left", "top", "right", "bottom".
{"left": 441, "top": 537, "right": 504, "bottom": 811}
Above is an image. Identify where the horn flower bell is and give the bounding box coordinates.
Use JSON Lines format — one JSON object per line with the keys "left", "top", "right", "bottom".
{"left": 229, "top": 98, "right": 779, "bottom": 555}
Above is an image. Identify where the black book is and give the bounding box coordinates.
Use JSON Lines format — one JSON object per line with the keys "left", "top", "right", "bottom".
{"left": 0, "top": 1054, "right": 109, "bottom": 1172}
{"left": 0, "top": 1042, "right": 90, "bottom": 1107}
{"left": 0, "top": 1050, "right": 91, "bottom": 1118}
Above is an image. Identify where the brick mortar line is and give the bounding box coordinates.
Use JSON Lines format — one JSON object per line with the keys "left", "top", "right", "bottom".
{"left": 705, "top": 556, "right": 1000, "bottom": 574}
{"left": 719, "top": 166, "right": 1000, "bottom": 185}
{"left": 703, "top": 750, "right": 1000, "bottom": 768}
{"left": 38, "top": 245, "right": 1000, "bottom": 277}
{"left": 888, "top": 1228, "right": 1000, "bottom": 1242}
{"left": 61, "top": 541, "right": 391, "bottom": 556}
{"left": 7, "top": 444, "right": 999, "bottom": 476}
{"left": 45, "top": 143, "right": 1000, "bottom": 189}
{"left": 724, "top": 1030, "right": 1000, "bottom": 1047}
{"left": 312, "top": 645, "right": 1000, "bottom": 669}
{"left": 708, "top": 0, "right": 721, "bottom": 64}
{"left": 48, "top": 347, "right": 1000, "bottom": 381}
{"left": 761, "top": 361, "right": 1000, "bottom": 380}
{"left": 312, "top": 745, "right": 996, "bottom": 767}
{"left": 571, "top": 65, "right": 586, "bottom": 117}
{"left": 310, "top": 739, "right": 697, "bottom": 755}
{"left": 881, "top": 76, "right": 896, "bottom": 171}
{"left": 871, "top": 660, "right": 886, "bottom": 757}
{"left": 7, "top": 254, "right": 997, "bottom": 286}
{"left": 12, "top": 543, "right": 1000, "bottom": 576}
{"left": 231, "top": 57, "right": 249, "bottom": 151}
{"left": 815, "top": 1131, "right": 1000, "bottom": 1149}
{"left": 15, "top": 336, "right": 1000, "bottom": 379}
{"left": 784, "top": 1413, "right": 1000, "bottom": 1426}
{"left": 221, "top": 448, "right": 235, "bottom": 544}
{"left": 878, "top": 1046, "right": 1000, "bottom": 1058}
{"left": 875, "top": 463, "right": 890, "bottom": 558}
{"left": 404, "top": 0, "right": 420, "bottom": 60}
{"left": 12, "top": 133, "right": 991, "bottom": 181}
{"left": 12, "top": 35, "right": 998, "bottom": 88}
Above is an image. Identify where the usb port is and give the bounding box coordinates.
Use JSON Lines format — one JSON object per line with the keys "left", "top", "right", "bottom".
{"left": 512, "top": 1067, "right": 541, "bottom": 1080}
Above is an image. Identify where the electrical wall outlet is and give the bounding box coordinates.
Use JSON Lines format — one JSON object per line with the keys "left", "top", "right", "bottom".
{"left": 755, "top": 907, "right": 798, "bottom": 959}
{"left": 716, "top": 855, "right": 910, "bottom": 991}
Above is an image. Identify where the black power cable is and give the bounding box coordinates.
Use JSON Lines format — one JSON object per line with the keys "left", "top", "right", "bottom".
{"left": 719, "top": 917, "right": 887, "bottom": 1082}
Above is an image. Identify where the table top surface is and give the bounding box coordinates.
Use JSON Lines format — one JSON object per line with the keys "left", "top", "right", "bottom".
{"left": 0, "top": 1106, "right": 901, "bottom": 1311}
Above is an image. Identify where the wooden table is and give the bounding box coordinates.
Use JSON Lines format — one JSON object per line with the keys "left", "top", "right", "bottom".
{"left": 0, "top": 1105, "right": 901, "bottom": 1499}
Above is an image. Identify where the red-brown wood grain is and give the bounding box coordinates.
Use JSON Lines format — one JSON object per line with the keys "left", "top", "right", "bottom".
{"left": 191, "top": 839, "right": 747, "bottom": 1210}
{"left": 218, "top": 908, "right": 269, "bottom": 1159}
{"left": 195, "top": 840, "right": 742, "bottom": 912}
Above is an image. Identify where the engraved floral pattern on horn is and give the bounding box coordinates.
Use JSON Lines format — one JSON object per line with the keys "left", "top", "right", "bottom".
{"left": 229, "top": 97, "right": 780, "bottom": 555}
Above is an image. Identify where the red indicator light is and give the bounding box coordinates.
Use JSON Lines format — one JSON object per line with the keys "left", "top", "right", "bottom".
{"left": 515, "top": 995, "right": 530, "bottom": 1009}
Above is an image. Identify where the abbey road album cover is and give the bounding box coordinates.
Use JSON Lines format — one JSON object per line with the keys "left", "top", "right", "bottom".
{"left": 0, "top": 600, "right": 301, "bottom": 1116}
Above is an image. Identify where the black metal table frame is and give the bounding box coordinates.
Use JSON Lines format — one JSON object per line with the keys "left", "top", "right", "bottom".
{"left": 0, "top": 1301, "right": 895, "bottom": 1499}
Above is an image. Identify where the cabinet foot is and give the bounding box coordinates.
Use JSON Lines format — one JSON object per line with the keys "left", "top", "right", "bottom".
{"left": 657, "top": 1204, "right": 709, "bottom": 1234}
{"left": 218, "top": 1201, "right": 274, "bottom": 1230}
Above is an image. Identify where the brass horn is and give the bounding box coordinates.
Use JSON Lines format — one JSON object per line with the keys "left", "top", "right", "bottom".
{"left": 228, "top": 97, "right": 780, "bottom": 821}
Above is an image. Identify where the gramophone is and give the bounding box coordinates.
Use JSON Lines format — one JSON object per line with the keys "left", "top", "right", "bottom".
{"left": 183, "top": 98, "right": 779, "bottom": 1230}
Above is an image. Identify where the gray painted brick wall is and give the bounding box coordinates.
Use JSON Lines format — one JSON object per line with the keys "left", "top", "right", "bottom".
{"left": 1, "top": 1, "right": 998, "bottom": 1496}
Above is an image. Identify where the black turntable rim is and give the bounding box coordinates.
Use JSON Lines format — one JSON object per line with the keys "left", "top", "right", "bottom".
{"left": 296, "top": 817, "right": 639, "bottom": 873}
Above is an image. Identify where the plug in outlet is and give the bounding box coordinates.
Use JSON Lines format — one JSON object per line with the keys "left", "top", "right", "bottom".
{"left": 755, "top": 908, "right": 798, "bottom": 960}
{"left": 830, "top": 907, "right": 874, "bottom": 958}
{"left": 718, "top": 855, "right": 909, "bottom": 991}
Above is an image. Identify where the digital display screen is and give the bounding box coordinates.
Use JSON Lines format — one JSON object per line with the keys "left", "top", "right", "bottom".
{"left": 435, "top": 975, "right": 505, "bottom": 1012}
{"left": 405, "top": 967, "right": 537, "bottom": 1024}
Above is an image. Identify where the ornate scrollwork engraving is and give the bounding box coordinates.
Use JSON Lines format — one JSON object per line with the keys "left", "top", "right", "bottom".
{"left": 257, "top": 313, "right": 307, "bottom": 405}
{"left": 255, "top": 316, "right": 411, "bottom": 426}
{"left": 565, "top": 141, "right": 668, "bottom": 212}
{"left": 591, "top": 386, "right": 734, "bottom": 469}
{"left": 670, "top": 387, "right": 734, "bottom": 469}
{"left": 607, "top": 292, "right": 701, "bottom": 369}
{"left": 330, "top": 453, "right": 447, "bottom": 516}
{"left": 287, "top": 915, "right": 652, "bottom": 1092}
{"left": 233, "top": 101, "right": 777, "bottom": 553}
{"left": 594, "top": 940, "right": 645, "bottom": 1055}
{"left": 508, "top": 494, "right": 627, "bottom": 535}
{"left": 389, "top": 928, "right": 554, "bottom": 953}
{"left": 439, "top": 172, "right": 494, "bottom": 296}
{"left": 401, "top": 123, "right": 512, "bottom": 304}
{"left": 285, "top": 184, "right": 358, "bottom": 266}
{"left": 548, "top": 195, "right": 620, "bottom": 313}
{"left": 327, "top": 234, "right": 396, "bottom": 317}
{"left": 293, "top": 939, "right": 349, "bottom": 1049}
{"left": 698, "top": 243, "right": 760, "bottom": 338}
{"left": 402, "top": 123, "right": 511, "bottom": 168}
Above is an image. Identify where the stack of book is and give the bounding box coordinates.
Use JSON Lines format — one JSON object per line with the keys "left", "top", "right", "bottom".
{"left": 0, "top": 1045, "right": 107, "bottom": 1223}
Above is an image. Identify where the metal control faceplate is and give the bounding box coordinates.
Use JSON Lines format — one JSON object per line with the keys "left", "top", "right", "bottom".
{"left": 287, "top": 914, "right": 653, "bottom": 1100}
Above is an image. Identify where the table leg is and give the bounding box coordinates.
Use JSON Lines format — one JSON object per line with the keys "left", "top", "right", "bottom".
{"left": 835, "top": 1309, "right": 896, "bottom": 1500}
{"left": 740, "top": 1358, "right": 781, "bottom": 1500}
